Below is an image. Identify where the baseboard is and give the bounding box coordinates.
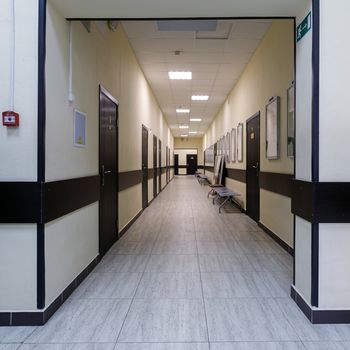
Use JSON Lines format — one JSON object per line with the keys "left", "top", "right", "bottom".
{"left": 258, "top": 222, "right": 294, "bottom": 256}
{"left": 0, "top": 255, "right": 100, "bottom": 326}
{"left": 291, "top": 285, "right": 350, "bottom": 324}
{"left": 119, "top": 209, "right": 143, "bottom": 238}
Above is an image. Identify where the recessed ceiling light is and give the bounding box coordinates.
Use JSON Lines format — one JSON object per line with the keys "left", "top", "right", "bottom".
{"left": 169, "top": 71, "right": 192, "bottom": 80}
{"left": 191, "top": 95, "right": 209, "bottom": 101}
{"left": 180, "top": 134, "right": 188, "bottom": 137}
{"left": 189, "top": 131, "right": 198, "bottom": 134}
{"left": 176, "top": 108, "right": 190, "bottom": 113}
{"left": 190, "top": 118, "right": 202, "bottom": 122}
{"left": 179, "top": 125, "right": 189, "bottom": 129}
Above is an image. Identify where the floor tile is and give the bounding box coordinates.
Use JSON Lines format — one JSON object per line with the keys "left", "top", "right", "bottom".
{"left": 198, "top": 254, "right": 254, "bottom": 272}
{"left": 19, "top": 344, "right": 115, "bottom": 350}
{"left": 201, "top": 272, "right": 276, "bottom": 298}
{"left": 109, "top": 241, "right": 154, "bottom": 255}
{"left": 210, "top": 342, "right": 305, "bottom": 350}
{"left": 115, "top": 343, "right": 209, "bottom": 350}
{"left": 195, "top": 231, "right": 235, "bottom": 242}
{"left": 277, "top": 298, "right": 350, "bottom": 341}
{"left": 135, "top": 273, "right": 202, "bottom": 299}
{"left": 205, "top": 298, "right": 299, "bottom": 341}
{"left": 118, "top": 299, "right": 208, "bottom": 342}
{"left": 0, "top": 345, "right": 20, "bottom": 350}
{"left": 145, "top": 255, "right": 199, "bottom": 272}
{"left": 95, "top": 255, "right": 149, "bottom": 273}
{"left": 0, "top": 327, "right": 36, "bottom": 344}
{"left": 72, "top": 272, "right": 142, "bottom": 299}
{"left": 197, "top": 241, "right": 243, "bottom": 255}
{"left": 152, "top": 241, "right": 197, "bottom": 255}
{"left": 26, "top": 299, "right": 131, "bottom": 343}
{"left": 303, "top": 342, "right": 350, "bottom": 349}
{"left": 156, "top": 231, "right": 196, "bottom": 242}
{"left": 231, "top": 230, "right": 271, "bottom": 241}
{"left": 246, "top": 254, "right": 292, "bottom": 272}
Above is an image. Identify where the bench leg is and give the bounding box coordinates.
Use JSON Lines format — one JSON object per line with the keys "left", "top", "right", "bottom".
{"left": 219, "top": 196, "right": 231, "bottom": 213}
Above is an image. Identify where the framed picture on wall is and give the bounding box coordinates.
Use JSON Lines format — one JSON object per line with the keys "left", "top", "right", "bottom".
{"left": 287, "top": 83, "right": 295, "bottom": 158}
{"left": 231, "top": 128, "right": 236, "bottom": 162}
{"left": 226, "top": 132, "right": 231, "bottom": 163}
{"left": 73, "top": 109, "right": 87, "bottom": 148}
{"left": 266, "top": 96, "right": 280, "bottom": 160}
{"left": 237, "top": 123, "right": 243, "bottom": 162}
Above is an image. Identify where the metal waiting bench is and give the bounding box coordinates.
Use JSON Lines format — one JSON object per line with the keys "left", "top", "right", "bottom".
{"left": 210, "top": 187, "right": 241, "bottom": 213}
{"left": 196, "top": 173, "right": 209, "bottom": 185}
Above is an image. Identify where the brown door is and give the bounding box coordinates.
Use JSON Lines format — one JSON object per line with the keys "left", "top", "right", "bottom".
{"left": 99, "top": 86, "right": 118, "bottom": 256}
{"left": 174, "top": 154, "right": 179, "bottom": 175}
{"left": 186, "top": 154, "right": 197, "bottom": 175}
{"left": 158, "top": 140, "right": 162, "bottom": 192}
{"left": 153, "top": 135, "right": 157, "bottom": 198}
{"left": 166, "top": 146, "right": 169, "bottom": 183}
{"left": 246, "top": 112, "right": 260, "bottom": 222}
{"left": 142, "top": 125, "right": 148, "bottom": 209}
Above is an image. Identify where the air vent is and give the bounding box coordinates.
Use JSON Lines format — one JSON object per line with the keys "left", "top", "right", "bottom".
{"left": 196, "top": 22, "right": 233, "bottom": 40}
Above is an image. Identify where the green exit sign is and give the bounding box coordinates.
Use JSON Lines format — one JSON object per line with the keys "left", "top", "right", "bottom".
{"left": 297, "top": 12, "right": 312, "bottom": 42}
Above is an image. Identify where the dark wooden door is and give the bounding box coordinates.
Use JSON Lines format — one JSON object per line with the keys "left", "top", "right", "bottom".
{"left": 168, "top": 147, "right": 171, "bottom": 181}
{"left": 174, "top": 154, "right": 179, "bottom": 175}
{"left": 99, "top": 86, "right": 118, "bottom": 257}
{"left": 246, "top": 112, "right": 260, "bottom": 222}
{"left": 186, "top": 154, "right": 197, "bottom": 175}
{"left": 153, "top": 135, "right": 157, "bottom": 198}
{"left": 158, "top": 140, "right": 162, "bottom": 191}
{"left": 166, "top": 146, "right": 169, "bottom": 184}
{"left": 142, "top": 125, "right": 148, "bottom": 209}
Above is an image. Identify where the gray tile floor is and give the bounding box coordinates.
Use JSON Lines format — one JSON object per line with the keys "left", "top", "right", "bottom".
{"left": 2, "top": 176, "right": 350, "bottom": 349}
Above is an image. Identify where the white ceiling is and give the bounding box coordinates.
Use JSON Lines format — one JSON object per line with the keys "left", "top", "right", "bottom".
{"left": 50, "top": 0, "right": 308, "bottom": 19}
{"left": 122, "top": 20, "right": 272, "bottom": 137}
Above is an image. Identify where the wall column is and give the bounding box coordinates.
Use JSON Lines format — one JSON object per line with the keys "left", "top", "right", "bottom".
{"left": 292, "top": 0, "right": 350, "bottom": 323}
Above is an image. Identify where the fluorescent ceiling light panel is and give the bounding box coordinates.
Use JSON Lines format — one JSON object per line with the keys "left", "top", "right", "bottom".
{"left": 169, "top": 71, "right": 192, "bottom": 80}
{"left": 191, "top": 95, "right": 209, "bottom": 101}
{"left": 176, "top": 108, "right": 190, "bottom": 113}
{"left": 190, "top": 118, "right": 202, "bottom": 122}
{"left": 180, "top": 134, "right": 188, "bottom": 137}
{"left": 179, "top": 125, "right": 189, "bottom": 129}
{"left": 189, "top": 131, "right": 197, "bottom": 134}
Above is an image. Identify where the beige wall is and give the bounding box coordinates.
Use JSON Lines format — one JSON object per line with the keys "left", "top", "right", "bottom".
{"left": 174, "top": 137, "right": 203, "bottom": 165}
{"left": 203, "top": 20, "right": 294, "bottom": 248}
{"left": 44, "top": 2, "right": 173, "bottom": 307}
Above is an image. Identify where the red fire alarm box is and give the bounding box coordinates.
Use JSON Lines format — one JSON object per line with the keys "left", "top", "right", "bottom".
{"left": 2, "top": 111, "right": 19, "bottom": 127}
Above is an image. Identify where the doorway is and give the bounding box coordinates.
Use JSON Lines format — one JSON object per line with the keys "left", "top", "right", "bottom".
{"left": 158, "top": 139, "right": 162, "bottom": 192}
{"left": 246, "top": 112, "right": 260, "bottom": 222}
{"left": 142, "top": 125, "right": 148, "bottom": 209}
{"left": 99, "top": 86, "right": 118, "bottom": 257}
{"left": 153, "top": 135, "right": 157, "bottom": 198}
{"left": 174, "top": 154, "right": 179, "bottom": 175}
{"left": 186, "top": 154, "right": 198, "bottom": 175}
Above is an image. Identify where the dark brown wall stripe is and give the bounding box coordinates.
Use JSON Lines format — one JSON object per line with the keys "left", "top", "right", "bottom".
{"left": 118, "top": 170, "right": 142, "bottom": 192}
{"left": 259, "top": 172, "right": 293, "bottom": 198}
{"left": 205, "top": 166, "right": 214, "bottom": 173}
{"left": 148, "top": 169, "right": 154, "bottom": 179}
{"left": 43, "top": 176, "right": 100, "bottom": 223}
{"left": 292, "top": 180, "right": 350, "bottom": 223}
{"left": 0, "top": 182, "right": 41, "bottom": 223}
{"left": 226, "top": 168, "right": 247, "bottom": 183}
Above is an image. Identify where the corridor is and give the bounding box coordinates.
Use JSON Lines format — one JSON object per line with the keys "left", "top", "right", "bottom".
{"left": 2, "top": 177, "right": 350, "bottom": 349}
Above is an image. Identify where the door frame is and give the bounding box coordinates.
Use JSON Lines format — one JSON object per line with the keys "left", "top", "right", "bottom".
{"left": 141, "top": 124, "right": 149, "bottom": 209}
{"left": 245, "top": 111, "right": 260, "bottom": 222}
{"left": 98, "top": 85, "right": 119, "bottom": 251}
{"left": 153, "top": 134, "right": 158, "bottom": 198}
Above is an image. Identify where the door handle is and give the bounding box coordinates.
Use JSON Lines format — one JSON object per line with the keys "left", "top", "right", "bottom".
{"left": 101, "top": 165, "right": 112, "bottom": 187}
{"left": 252, "top": 162, "right": 259, "bottom": 169}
